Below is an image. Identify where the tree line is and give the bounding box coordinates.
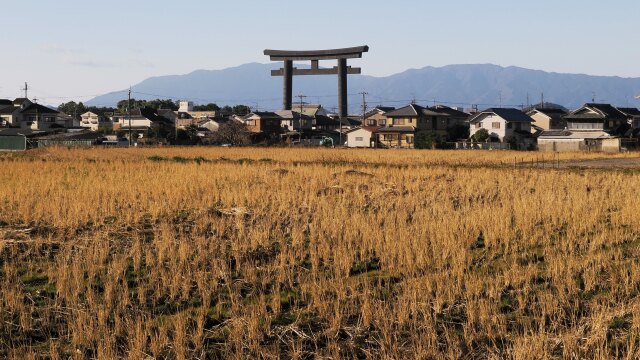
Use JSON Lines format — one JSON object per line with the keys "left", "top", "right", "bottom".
{"left": 57, "top": 99, "right": 252, "bottom": 119}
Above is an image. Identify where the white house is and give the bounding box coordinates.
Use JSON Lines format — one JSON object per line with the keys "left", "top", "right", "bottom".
{"left": 469, "top": 108, "right": 533, "bottom": 148}
{"left": 346, "top": 126, "right": 380, "bottom": 147}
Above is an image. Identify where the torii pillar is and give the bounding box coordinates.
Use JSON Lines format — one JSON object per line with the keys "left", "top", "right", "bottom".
{"left": 264, "top": 46, "right": 369, "bottom": 119}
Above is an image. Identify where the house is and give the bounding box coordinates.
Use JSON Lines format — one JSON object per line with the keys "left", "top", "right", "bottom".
{"left": 468, "top": 108, "right": 534, "bottom": 149}
{"left": 311, "top": 115, "right": 342, "bottom": 131}
{"left": 346, "top": 126, "right": 380, "bottom": 148}
{"left": 526, "top": 107, "right": 567, "bottom": 131}
{"left": 363, "top": 106, "right": 396, "bottom": 126}
{"left": 564, "top": 103, "right": 627, "bottom": 132}
{"left": 375, "top": 126, "right": 416, "bottom": 148}
{"left": 0, "top": 98, "right": 62, "bottom": 130}
{"left": 617, "top": 107, "right": 640, "bottom": 129}
{"left": 275, "top": 110, "right": 313, "bottom": 132}
{"left": 79, "top": 111, "right": 113, "bottom": 131}
{"left": 244, "top": 112, "right": 282, "bottom": 134}
{"left": 299, "top": 104, "right": 329, "bottom": 118}
{"left": 110, "top": 107, "right": 174, "bottom": 135}
{"left": 537, "top": 130, "right": 621, "bottom": 152}
{"left": 537, "top": 103, "right": 627, "bottom": 152}
{"left": 374, "top": 104, "right": 468, "bottom": 148}
{"left": 427, "top": 105, "right": 471, "bottom": 140}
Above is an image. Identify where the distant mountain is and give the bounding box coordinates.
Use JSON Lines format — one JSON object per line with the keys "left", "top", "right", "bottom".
{"left": 87, "top": 63, "right": 640, "bottom": 112}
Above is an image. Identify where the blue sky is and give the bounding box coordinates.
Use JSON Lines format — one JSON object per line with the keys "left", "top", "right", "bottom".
{"left": 2, "top": 0, "right": 639, "bottom": 103}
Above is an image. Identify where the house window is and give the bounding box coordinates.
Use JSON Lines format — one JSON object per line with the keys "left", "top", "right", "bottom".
{"left": 492, "top": 122, "right": 501, "bottom": 129}
{"left": 407, "top": 135, "right": 414, "bottom": 144}
{"left": 367, "top": 119, "right": 376, "bottom": 126}
{"left": 514, "top": 123, "right": 522, "bottom": 131}
{"left": 392, "top": 118, "right": 405, "bottom": 125}
{"left": 383, "top": 134, "right": 394, "bottom": 141}
{"left": 245, "top": 120, "right": 255, "bottom": 126}
{"left": 355, "top": 137, "right": 364, "bottom": 141}
{"left": 475, "top": 123, "right": 481, "bottom": 129}
{"left": 378, "top": 119, "right": 386, "bottom": 126}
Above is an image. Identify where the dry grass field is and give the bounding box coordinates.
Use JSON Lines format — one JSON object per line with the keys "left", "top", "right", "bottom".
{"left": 1, "top": 147, "right": 640, "bottom": 359}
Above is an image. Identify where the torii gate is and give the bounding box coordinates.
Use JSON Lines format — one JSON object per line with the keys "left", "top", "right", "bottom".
{"left": 264, "top": 46, "right": 369, "bottom": 119}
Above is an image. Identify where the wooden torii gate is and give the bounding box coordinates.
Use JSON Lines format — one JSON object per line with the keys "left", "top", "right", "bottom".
{"left": 264, "top": 46, "right": 369, "bottom": 119}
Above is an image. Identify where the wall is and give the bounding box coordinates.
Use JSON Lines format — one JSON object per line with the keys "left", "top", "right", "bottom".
{"left": 347, "top": 128, "right": 373, "bottom": 147}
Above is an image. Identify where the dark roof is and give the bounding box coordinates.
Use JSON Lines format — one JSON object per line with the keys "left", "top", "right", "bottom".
{"left": 0, "top": 99, "right": 12, "bottom": 106}
{"left": 428, "top": 105, "right": 470, "bottom": 118}
{"left": 247, "top": 111, "right": 281, "bottom": 119}
{"left": 566, "top": 103, "right": 627, "bottom": 120}
{"left": 0, "top": 128, "right": 49, "bottom": 137}
{"left": 20, "top": 103, "right": 59, "bottom": 114}
{"left": 375, "top": 126, "right": 416, "bottom": 133}
{"left": 0, "top": 105, "right": 18, "bottom": 114}
{"left": 314, "top": 115, "right": 340, "bottom": 126}
{"left": 528, "top": 108, "right": 567, "bottom": 117}
{"left": 470, "top": 108, "right": 533, "bottom": 123}
{"left": 384, "top": 104, "right": 422, "bottom": 117}
{"left": 617, "top": 107, "right": 640, "bottom": 117}
{"left": 13, "top": 98, "right": 29, "bottom": 105}
{"left": 385, "top": 104, "right": 445, "bottom": 118}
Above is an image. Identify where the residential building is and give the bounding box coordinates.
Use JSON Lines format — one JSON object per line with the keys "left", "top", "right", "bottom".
{"left": 244, "top": 112, "right": 282, "bottom": 133}
{"left": 376, "top": 126, "right": 416, "bottom": 148}
{"left": 0, "top": 98, "right": 61, "bottom": 130}
{"left": 346, "top": 126, "right": 380, "bottom": 147}
{"left": 110, "top": 107, "right": 174, "bottom": 134}
{"left": 564, "top": 103, "right": 627, "bottom": 132}
{"left": 526, "top": 107, "right": 567, "bottom": 131}
{"left": 617, "top": 107, "right": 640, "bottom": 129}
{"left": 79, "top": 111, "right": 113, "bottom": 131}
{"left": 468, "top": 108, "right": 534, "bottom": 149}
{"left": 275, "top": 110, "right": 313, "bottom": 132}
{"left": 363, "top": 106, "right": 395, "bottom": 126}
{"left": 537, "top": 103, "right": 627, "bottom": 152}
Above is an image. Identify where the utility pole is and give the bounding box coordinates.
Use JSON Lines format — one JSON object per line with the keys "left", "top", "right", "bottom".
{"left": 297, "top": 93, "right": 307, "bottom": 131}
{"left": 128, "top": 87, "right": 132, "bottom": 146}
{"left": 541, "top": 93, "right": 545, "bottom": 109}
{"left": 21, "top": 82, "right": 28, "bottom": 98}
{"left": 34, "top": 97, "right": 38, "bottom": 129}
{"left": 359, "top": 91, "right": 368, "bottom": 125}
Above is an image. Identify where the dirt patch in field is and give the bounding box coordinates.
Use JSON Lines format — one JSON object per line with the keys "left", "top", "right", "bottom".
{"left": 558, "top": 157, "right": 640, "bottom": 169}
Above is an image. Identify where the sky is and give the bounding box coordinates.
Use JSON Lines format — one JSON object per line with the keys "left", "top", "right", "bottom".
{"left": 2, "top": 0, "right": 639, "bottom": 105}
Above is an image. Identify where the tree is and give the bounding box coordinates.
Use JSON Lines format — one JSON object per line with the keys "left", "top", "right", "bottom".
{"left": 446, "top": 124, "right": 470, "bottom": 141}
{"left": 57, "top": 101, "right": 86, "bottom": 119}
{"left": 212, "top": 121, "right": 251, "bottom": 146}
{"left": 193, "top": 103, "right": 220, "bottom": 111}
{"left": 470, "top": 128, "right": 490, "bottom": 142}
{"left": 415, "top": 131, "right": 443, "bottom": 149}
{"left": 232, "top": 105, "right": 251, "bottom": 116}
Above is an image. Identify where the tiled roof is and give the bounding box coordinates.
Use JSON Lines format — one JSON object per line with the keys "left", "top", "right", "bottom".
{"left": 617, "top": 107, "right": 640, "bottom": 117}
{"left": 375, "top": 126, "right": 416, "bottom": 133}
{"left": 470, "top": 108, "right": 533, "bottom": 123}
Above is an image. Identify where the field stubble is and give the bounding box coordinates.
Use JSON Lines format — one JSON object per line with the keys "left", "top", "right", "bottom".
{"left": 0, "top": 147, "right": 639, "bottom": 359}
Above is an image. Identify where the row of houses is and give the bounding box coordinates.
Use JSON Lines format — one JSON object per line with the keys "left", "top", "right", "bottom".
{"left": 2, "top": 96, "right": 640, "bottom": 152}
{"left": 347, "top": 103, "right": 640, "bottom": 152}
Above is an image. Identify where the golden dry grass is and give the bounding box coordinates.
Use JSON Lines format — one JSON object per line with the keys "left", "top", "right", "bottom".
{"left": 1, "top": 147, "right": 640, "bottom": 359}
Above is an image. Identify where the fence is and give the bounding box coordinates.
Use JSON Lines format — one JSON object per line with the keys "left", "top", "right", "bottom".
{"left": 451, "top": 142, "right": 511, "bottom": 150}
{"left": 0, "top": 135, "right": 27, "bottom": 151}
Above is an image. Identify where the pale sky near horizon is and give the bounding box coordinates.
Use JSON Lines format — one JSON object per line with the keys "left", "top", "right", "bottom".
{"left": 2, "top": 0, "right": 639, "bottom": 104}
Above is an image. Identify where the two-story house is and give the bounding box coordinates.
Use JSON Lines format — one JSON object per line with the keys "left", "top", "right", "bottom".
{"left": 468, "top": 108, "right": 534, "bottom": 149}
{"left": 244, "top": 112, "right": 282, "bottom": 134}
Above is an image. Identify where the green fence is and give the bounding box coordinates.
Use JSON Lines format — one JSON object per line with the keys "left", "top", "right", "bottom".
{"left": 0, "top": 135, "right": 27, "bottom": 151}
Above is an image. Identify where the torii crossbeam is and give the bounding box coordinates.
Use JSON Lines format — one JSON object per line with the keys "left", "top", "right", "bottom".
{"left": 264, "top": 46, "right": 369, "bottom": 119}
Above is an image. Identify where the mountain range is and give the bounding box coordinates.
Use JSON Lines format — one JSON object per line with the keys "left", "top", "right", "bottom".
{"left": 87, "top": 63, "right": 640, "bottom": 113}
